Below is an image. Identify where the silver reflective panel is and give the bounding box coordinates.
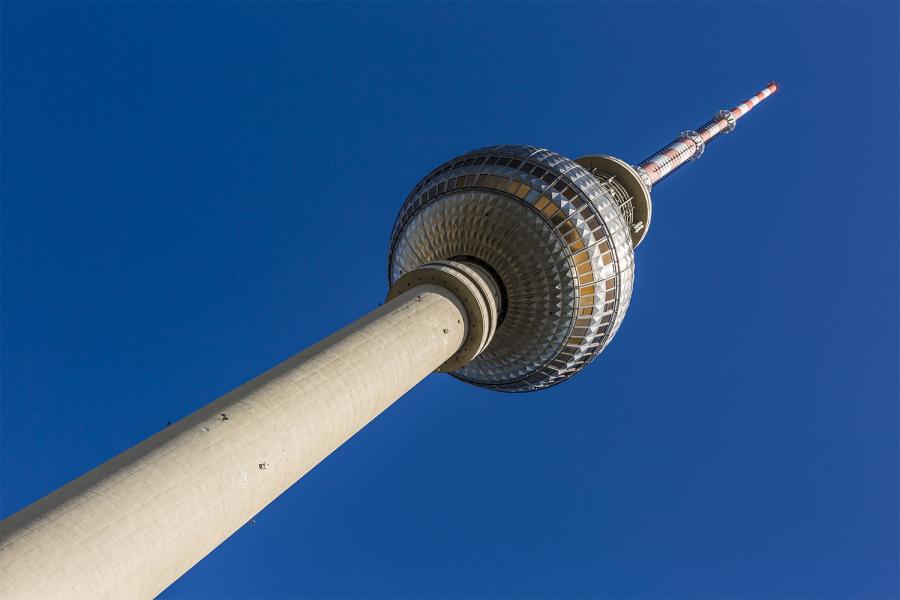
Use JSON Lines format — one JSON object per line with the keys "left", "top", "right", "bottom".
{"left": 388, "top": 145, "right": 635, "bottom": 392}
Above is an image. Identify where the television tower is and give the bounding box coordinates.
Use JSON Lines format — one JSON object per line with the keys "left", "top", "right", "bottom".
{"left": 0, "top": 83, "right": 777, "bottom": 598}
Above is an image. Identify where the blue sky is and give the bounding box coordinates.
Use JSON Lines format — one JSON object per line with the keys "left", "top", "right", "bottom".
{"left": 2, "top": 2, "right": 897, "bottom": 598}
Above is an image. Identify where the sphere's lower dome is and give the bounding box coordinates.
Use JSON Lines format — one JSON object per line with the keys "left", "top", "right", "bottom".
{"left": 388, "top": 145, "right": 634, "bottom": 392}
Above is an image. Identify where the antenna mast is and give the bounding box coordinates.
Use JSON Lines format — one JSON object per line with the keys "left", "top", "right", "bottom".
{"left": 634, "top": 82, "right": 779, "bottom": 189}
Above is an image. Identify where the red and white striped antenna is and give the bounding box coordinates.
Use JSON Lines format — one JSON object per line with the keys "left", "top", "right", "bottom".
{"left": 634, "top": 82, "right": 779, "bottom": 188}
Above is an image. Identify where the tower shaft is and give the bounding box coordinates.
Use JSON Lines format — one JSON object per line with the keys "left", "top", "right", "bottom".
{"left": 0, "top": 264, "right": 497, "bottom": 599}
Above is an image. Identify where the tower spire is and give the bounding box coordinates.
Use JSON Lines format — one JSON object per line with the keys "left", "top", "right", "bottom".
{"left": 634, "top": 82, "right": 778, "bottom": 188}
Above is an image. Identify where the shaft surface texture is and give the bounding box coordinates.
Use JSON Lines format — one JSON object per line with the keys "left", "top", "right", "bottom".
{"left": 0, "top": 285, "right": 467, "bottom": 599}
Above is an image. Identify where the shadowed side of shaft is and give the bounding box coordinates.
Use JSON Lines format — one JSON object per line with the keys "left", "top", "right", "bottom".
{"left": 0, "top": 284, "right": 469, "bottom": 599}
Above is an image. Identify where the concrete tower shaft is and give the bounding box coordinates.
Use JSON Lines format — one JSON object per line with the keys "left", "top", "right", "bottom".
{"left": 0, "top": 261, "right": 499, "bottom": 599}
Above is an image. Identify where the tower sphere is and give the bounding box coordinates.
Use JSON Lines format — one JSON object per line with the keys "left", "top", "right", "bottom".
{"left": 388, "top": 145, "right": 644, "bottom": 392}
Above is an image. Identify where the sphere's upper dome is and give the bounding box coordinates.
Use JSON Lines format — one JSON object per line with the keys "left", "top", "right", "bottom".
{"left": 388, "top": 145, "right": 635, "bottom": 392}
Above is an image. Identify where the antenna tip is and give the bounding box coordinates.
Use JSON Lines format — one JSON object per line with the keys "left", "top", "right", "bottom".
{"left": 768, "top": 81, "right": 780, "bottom": 92}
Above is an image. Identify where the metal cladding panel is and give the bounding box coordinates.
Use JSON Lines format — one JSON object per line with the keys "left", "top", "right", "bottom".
{"left": 389, "top": 144, "right": 635, "bottom": 392}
